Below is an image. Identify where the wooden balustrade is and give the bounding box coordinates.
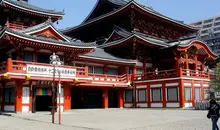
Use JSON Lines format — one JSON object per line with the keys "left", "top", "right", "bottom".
{"left": 135, "top": 69, "right": 177, "bottom": 81}
{"left": 0, "top": 59, "right": 131, "bottom": 83}
{"left": 88, "top": 73, "right": 131, "bottom": 83}
{"left": 135, "top": 69, "right": 210, "bottom": 81}
{"left": 181, "top": 69, "right": 209, "bottom": 78}
{"left": 8, "top": 23, "right": 28, "bottom": 30}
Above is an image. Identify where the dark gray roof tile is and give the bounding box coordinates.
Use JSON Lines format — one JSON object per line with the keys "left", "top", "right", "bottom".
{"left": 4, "top": 27, "right": 96, "bottom": 48}
{"left": 81, "top": 48, "right": 137, "bottom": 63}
{"left": 1, "top": 0, "right": 64, "bottom": 16}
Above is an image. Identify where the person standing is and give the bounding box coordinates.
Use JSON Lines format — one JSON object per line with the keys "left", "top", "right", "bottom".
{"left": 207, "top": 99, "right": 220, "bottom": 130}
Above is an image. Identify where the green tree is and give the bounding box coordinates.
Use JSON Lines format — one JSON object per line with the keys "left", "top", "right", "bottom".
{"left": 210, "top": 63, "right": 220, "bottom": 92}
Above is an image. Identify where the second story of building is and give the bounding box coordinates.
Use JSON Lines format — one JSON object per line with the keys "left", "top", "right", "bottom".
{"left": 0, "top": 0, "right": 64, "bottom": 30}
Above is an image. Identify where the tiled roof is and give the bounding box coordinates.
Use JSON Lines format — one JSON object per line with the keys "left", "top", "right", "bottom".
{"left": 63, "top": 1, "right": 197, "bottom": 33}
{"left": 19, "top": 21, "right": 71, "bottom": 42}
{"left": 1, "top": 27, "right": 96, "bottom": 48}
{"left": 101, "top": 26, "right": 169, "bottom": 48}
{"left": 0, "top": 0, "right": 64, "bottom": 16}
{"left": 80, "top": 48, "right": 137, "bottom": 63}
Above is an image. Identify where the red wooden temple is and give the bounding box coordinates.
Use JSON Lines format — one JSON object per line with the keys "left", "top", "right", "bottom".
{"left": 0, "top": 0, "right": 217, "bottom": 113}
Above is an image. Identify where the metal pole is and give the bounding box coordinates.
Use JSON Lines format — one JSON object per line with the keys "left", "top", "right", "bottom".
{"left": 58, "top": 71, "right": 61, "bottom": 124}
{"left": 52, "top": 65, "right": 55, "bottom": 124}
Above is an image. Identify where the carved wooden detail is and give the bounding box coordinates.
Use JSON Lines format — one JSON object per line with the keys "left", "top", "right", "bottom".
{"left": 134, "top": 19, "right": 183, "bottom": 40}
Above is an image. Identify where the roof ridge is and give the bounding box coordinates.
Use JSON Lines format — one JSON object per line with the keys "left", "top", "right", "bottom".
{"left": 1, "top": 0, "right": 64, "bottom": 16}
{"left": 4, "top": 27, "right": 97, "bottom": 47}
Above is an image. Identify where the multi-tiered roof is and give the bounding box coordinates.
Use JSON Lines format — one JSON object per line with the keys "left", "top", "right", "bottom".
{"left": 62, "top": 0, "right": 217, "bottom": 61}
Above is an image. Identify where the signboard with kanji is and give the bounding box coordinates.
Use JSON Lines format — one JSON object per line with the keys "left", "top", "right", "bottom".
{"left": 26, "top": 65, "right": 76, "bottom": 77}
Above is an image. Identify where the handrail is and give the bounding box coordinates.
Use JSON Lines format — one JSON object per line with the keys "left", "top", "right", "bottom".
{"left": 0, "top": 59, "right": 131, "bottom": 83}
{"left": 88, "top": 73, "right": 131, "bottom": 83}
{"left": 8, "top": 23, "right": 28, "bottom": 30}
{"left": 134, "top": 69, "right": 210, "bottom": 81}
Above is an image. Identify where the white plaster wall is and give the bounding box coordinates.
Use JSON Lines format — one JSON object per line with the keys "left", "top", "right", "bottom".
{"left": 151, "top": 103, "right": 163, "bottom": 108}
{"left": 4, "top": 105, "right": 15, "bottom": 112}
{"left": 184, "top": 83, "right": 192, "bottom": 86}
{"left": 166, "top": 83, "right": 179, "bottom": 87}
{"left": 150, "top": 84, "right": 162, "bottom": 88}
{"left": 184, "top": 103, "right": 193, "bottom": 107}
{"left": 57, "top": 105, "right": 64, "bottom": 112}
{"left": 22, "top": 106, "right": 29, "bottom": 112}
{"left": 136, "top": 103, "right": 148, "bottom": 108}
{"left": 22, "top": 87, "right": 30, "bottom": 104}
{"left": 124, "top": 103, "right": 133, "bottom": 108}
{"left": 166, "top": 103, "right": 180, "bottom": 108}
{"left": 136, "top": 86, "right": 147, "bottom": 89}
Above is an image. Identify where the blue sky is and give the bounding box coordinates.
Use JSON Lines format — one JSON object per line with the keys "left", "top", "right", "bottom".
{"left": 30, "top": 0, "right": 220, "bottom": 29}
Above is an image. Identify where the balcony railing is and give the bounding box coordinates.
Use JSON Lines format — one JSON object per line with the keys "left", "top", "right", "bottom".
{"left": 134, "top": 69, "right": 210, "bottom": 81}
{"left": 0, "top": 59, "right": 131, "bottom": 83}
{"left": 88, "top": 73, "right": 131, "bottom": 83}
{"left": 8, "top": 23, "right": 28, "bottom": 30}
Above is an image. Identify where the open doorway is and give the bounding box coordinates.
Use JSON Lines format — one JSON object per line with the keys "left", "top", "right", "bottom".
{"left": 33, "top": 88, "right": 53, "bottom": 112}
{"left": 108, "top": 88, "right": 118, "bottom": 108}
{"left": 71, "top": 87, "right": 102, "bottom": 109}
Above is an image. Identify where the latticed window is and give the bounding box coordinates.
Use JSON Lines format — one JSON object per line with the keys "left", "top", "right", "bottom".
{"left": 167, "top": 88, "right": 178, "bottom": 101}
{"left": 204, "top": 88, "right": 210, "bottom": 100}
{"left": 195, "top": 88, "right": 202, "bottom": 101}
{"left": 4, "top": 88, "right": 15, "bottom": 104}
{"left": 185, "top": 88, "right": 192, "bottom": 101}
{"left": 151, "top": 88, "right": 161, "bottom": 102}
{"left": 137, "top": 89, "right": 146, "bottom": 102}
{"left": 125, "top": 89, "right": 133, "bottom": 102}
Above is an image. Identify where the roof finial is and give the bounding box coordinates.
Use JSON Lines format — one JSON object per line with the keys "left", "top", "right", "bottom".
{"left": 47, "top": 17, "right": 52, "bottom": 23}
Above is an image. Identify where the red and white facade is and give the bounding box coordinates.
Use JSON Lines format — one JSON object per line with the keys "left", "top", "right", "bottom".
{"left": 0, "top": 0, "right": 217, "bottom": 113}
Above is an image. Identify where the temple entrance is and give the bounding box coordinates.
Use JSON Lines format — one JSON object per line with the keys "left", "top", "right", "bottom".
{"left": 36, "top": 95, "right": 52, "bottom": 111}
{"left": 108, "top": 88, "right": 118, "bottom": 108}
{"left": 32, "top": 87, "right": 53, "bottom": 112}
{"left": 71, "top": 87, "right": 102, "bottom": 109}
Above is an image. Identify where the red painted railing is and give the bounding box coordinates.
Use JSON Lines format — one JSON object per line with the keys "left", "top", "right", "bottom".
{"left": 181, "top": 69, "right": 209, "bottom": 79}
{"left": 8, "top": 23, "right": 28, "bottom": 30}
{"left": 135, "top": 69, "right": 177, "bottom": 81}
{"left": 0, "top": 59, "right": 131, "bottom": 83}
{"left": 0, "top": 59, "right": 88, "bottom": 77}
{"left": 88, "top": 73, "right": 131, "bottom": 83}
{"left": 134, "top": 69, "right": 210, "bottom": 81}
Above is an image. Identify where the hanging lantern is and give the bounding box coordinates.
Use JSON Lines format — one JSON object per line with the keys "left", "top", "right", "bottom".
{"left": 26, "top": 75, "right": 31, "bottom": 80}
{"left": 73, "top": 78, "right": 78, "bottom": 84}
{"left": 3, "top": 73, "right": 8, "bottom": 79}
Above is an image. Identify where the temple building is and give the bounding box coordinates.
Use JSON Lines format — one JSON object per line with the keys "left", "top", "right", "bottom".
{"left": 0, "top": 0, "right": 217, "bottom": 113}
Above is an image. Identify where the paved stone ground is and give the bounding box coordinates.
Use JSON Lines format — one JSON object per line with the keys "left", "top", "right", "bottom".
{"left": 0, "top": 109, "right": 218, "bottom": 130}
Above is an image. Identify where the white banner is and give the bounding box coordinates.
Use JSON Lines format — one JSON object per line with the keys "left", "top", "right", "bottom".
{"left": 22, "top": 87, "right": 29, "bottom": 104}
{"left": 26, "top": 65, "right": 76, "bottom": 77}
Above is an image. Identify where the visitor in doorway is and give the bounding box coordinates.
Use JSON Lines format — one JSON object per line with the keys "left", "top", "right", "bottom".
{"left": 207, "top": 99, "right": 220, "bottom": 130}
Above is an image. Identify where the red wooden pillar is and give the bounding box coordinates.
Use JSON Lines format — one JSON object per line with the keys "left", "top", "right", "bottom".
{"left": 7, "top": 58, "right": 12, "bottom": 72}
{"left": 185, "top": 54, "right": 189, "bottom": 70}
{"left": 192, "top": 81, "right": 195, "bottom": 107}
{"left": 179, "top": 80, "right": 185, "bottom": 108}
{"left": 15, "top": 80, "right": 22, "bottom": 112}
{"left": 147, "top": 84, "right": 151, "bottom": 108}
{"left": 162, "top": 83, "right": 166, "bottom": 108}
{"left": 194, "top": 55, "right": 198, "bottom": 70}
{"left": 102, "top": 88, "right": 108, "bottom": 109}
{"left": 118, "top": 89, "right": 124, "bottom": 108}
{"left": 29, "top": 82, "right": 32, "bottom": 112}
{"left": 64, "top": 84, "right": 71, "bottom": 111}
{"left": 132, "top": 66, "right": 136, "bottom": 108}
{"left": 201, "top": 81, "right": 204, "bottom": 100}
